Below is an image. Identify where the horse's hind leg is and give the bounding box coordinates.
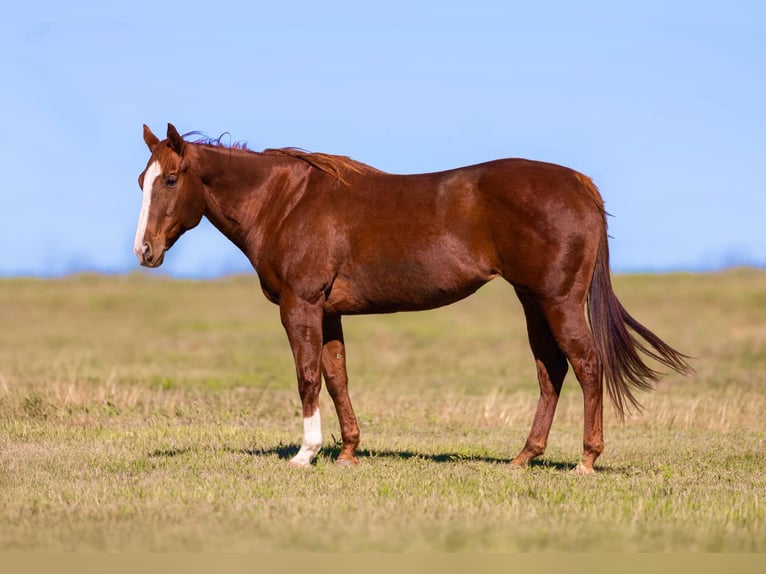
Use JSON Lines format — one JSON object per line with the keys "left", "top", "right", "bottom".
{"left": 510, "top": 289, "right": 569, "bottom": 468}
{"left": 321, "top": 314, "right": 360, "bottom": 466}
{"left": 539, "top": 297, "right": 604, "bottom": 474}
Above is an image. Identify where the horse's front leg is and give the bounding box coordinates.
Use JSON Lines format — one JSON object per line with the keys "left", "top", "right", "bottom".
{"left": 280, "top": 292, "right": 325, "bottom": 468}
{"left": 321, "top": 314, "right": 360, "bottom": 466}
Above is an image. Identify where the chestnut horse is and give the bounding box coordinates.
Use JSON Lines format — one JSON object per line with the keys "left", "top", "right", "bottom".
{"left": 134, "top": 123, "right": 690, "bottom": 474}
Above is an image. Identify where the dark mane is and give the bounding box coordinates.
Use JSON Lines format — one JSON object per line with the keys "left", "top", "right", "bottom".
{"left": 183, "top": 131, "right": 382, "bottom": 184}
{"left": 184, "top": 131, "right": 250, "bottom": 150}
{"left": 263, "top": 147, "right": 384, "bottom": 184}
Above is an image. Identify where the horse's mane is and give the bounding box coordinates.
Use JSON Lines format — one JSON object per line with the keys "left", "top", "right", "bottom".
{"left": 185, "top": 131, "right": 382, "bottom": 184}
{"left": 263, "top": 147, "right": 383, "bottom": 184}
{"left": 186, "top": 132, "right": 250, "bottom": 150}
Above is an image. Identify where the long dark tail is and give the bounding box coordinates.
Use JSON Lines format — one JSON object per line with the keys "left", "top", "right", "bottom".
{"left": 587, "top": 227, "right": 693, "bottom": 418}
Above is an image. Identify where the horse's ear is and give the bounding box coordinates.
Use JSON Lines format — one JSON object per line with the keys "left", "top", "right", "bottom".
{"left": 143, "top": 124, "right": 160, "bottom": 149}
{"left": 167, "top": 123, "right": 186, "bottom": 156}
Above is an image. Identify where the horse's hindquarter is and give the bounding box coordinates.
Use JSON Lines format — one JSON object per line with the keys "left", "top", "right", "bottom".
{"left": 322, "top": 159, "right": 601, "bottom": 314}
{"left": 475, "top": 159, "right": 605, "bottom": 295}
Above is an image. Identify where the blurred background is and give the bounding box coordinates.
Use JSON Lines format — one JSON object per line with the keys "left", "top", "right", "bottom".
{"left": 2, "top": 1, "right": 764, "bottom": 278}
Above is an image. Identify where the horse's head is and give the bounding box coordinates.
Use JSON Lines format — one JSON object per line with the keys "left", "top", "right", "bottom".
{"left": 134, "top": 123, "right": 206, "bottom": 267}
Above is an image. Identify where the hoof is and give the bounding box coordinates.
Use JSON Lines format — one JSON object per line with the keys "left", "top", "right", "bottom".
{"left": 573, "top": 463, "right": 596, "bottom": 476}
{"left": 288, "top": 457, "right": 313, "bottom": 469}
{"left": 334, "top": 457, "right": 359, "bottom": 468}
{"left": 509, "top": 454, "right": 532, "bottom": 471}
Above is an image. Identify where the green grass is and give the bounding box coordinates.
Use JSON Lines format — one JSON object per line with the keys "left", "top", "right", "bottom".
{"left": 0, "top": 270, "right": 764, "bottom": 551}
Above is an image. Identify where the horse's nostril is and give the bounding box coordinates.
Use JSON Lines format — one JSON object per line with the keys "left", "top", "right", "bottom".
{"left": 142, "top": 242, "right": 152, "bottom": 262}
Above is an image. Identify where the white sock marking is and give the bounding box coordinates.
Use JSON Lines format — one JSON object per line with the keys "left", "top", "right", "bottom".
{"left": 290, "top": 408, "right": 322, "bottom": 467}
{"left": 133, "top": 161, "right": 161, "bottom": 258}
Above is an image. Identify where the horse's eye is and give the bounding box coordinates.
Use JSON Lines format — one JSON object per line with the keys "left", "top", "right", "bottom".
{"left": 165, "top": 175, "right": 178, "bottom": 187}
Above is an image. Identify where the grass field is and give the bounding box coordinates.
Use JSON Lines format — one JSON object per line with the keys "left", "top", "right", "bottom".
{"left": 0, "top": 269, "right": 764, "bottom": 552}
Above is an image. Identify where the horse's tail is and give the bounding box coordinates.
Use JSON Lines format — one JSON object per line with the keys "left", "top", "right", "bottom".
{"left": 587, "top": 224, "right": 693, "bottom": 418}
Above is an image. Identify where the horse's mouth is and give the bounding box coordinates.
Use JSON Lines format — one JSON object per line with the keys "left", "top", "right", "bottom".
{"left": 140, "top": 251, "right": 165, "bottom": 268}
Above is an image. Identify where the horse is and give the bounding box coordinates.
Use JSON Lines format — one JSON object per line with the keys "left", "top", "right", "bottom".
{"left": 134, "top": 123, "right": 691, "bottom": 474}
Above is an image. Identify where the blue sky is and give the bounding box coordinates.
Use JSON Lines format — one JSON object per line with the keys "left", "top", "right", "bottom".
{"left": 1, "top": 1, "right": 764, "bottom": 277}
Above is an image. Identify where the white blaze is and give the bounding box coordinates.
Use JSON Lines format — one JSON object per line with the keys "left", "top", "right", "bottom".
{"left": 133, "top": 161, "right": 161, "bottom": 257}
{"left": 289, "top": 408, "right": 322, "bottom": 467}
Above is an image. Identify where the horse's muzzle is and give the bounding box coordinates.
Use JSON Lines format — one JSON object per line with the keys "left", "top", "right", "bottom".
{"left": 137, "top": 241, "right": 165, "bottom": 268}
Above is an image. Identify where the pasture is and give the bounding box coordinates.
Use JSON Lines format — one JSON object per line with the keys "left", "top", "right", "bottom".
{"left": 0, "top": 270, "right": 764, "bottom": 551}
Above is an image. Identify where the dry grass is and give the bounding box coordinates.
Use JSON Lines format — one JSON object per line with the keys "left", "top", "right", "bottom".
{"left": 0, "top": 269, "right": 764, "bottom": 551}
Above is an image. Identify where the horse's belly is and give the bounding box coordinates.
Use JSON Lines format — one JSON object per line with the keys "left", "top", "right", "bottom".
{"left": 324, "top": 261, "right": 495, "bottom": 315}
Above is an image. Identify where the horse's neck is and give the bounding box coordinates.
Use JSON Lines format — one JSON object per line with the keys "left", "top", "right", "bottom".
{"left": 195, "top": 145, "right": 307, "bottom": 264}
